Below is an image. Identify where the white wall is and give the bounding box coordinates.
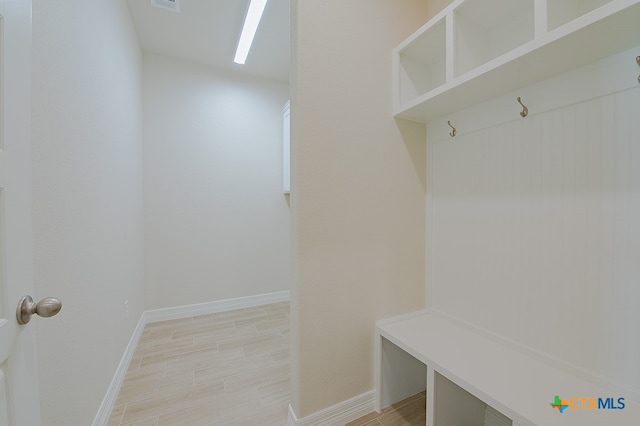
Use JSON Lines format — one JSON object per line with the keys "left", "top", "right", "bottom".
{"left": 142, "top": 53, "right": 290, "bottom": 310}
{"left": 31, "top": 0, "right": 144, "bottom": 424}
{"left": 290, "top": 0, "right": 429, "bottom": 418}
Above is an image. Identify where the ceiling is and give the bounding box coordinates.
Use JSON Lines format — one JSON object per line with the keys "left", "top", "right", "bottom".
{"left": 126, "top": 0, "right": 290, "bottom": 83}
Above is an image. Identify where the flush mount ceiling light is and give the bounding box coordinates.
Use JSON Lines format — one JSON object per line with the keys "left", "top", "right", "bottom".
{"left": 234, "top": 0, "right": 268, "bottom": 64}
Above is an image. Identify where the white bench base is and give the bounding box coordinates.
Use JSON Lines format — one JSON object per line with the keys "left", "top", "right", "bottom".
{"left": 375, "top": 310, "right": 639, "bottom": 426}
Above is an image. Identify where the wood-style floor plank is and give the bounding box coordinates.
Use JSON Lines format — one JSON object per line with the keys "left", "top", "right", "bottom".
{"left": 107, "top": 303, "right": 290, "bottom": 426}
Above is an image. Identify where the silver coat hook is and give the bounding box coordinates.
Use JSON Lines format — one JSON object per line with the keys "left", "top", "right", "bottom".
{"left": 447, "top": 121, "right": 456, "bottom": 138}
{"left": 517, "top": 97, "right": 528, "bottom": 118}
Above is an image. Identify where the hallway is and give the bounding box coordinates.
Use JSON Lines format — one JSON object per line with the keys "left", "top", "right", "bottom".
{"left": 107, "top": 302, "right": 290, "bottom": 425}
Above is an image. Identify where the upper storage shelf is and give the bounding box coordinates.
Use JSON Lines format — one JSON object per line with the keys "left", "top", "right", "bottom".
{"left": 393, "top": 0, "right": 640, "bottom": 122}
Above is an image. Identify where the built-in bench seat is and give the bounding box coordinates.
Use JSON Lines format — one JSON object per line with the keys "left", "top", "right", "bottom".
{"left": 375, "top": 310, "right": 638, "bottom": 426}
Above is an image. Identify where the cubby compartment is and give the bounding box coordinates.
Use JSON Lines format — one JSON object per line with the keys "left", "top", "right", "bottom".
{"left": 453, "top": 0, "right": 534, "bottom": 77}
{"left": 396, "top": 17, "right": 446, "bottom": 105}
{"left": 393, "top": 0, "right": 639, "bottom": 123}
{"left": 434, "top": 373, "right": 512, "bottom": 426}
{"left": 547, "top": 0, "right": 613, "bottom": 31}
{"left": 379, "top": 337, "right": 426, "bottom": 409}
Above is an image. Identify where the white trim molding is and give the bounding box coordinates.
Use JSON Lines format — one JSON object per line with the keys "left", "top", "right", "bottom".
{"left": 144, "top": 290, "right": 290, "bottom": 323}
{"left": 288, "top": 391, "right": 376, "bottom": 426}
{"left": 92, "top": 313, "right": 146, "bottom": 426}
{"left": 92, "top": 290, "right": 291, "bottom": 426}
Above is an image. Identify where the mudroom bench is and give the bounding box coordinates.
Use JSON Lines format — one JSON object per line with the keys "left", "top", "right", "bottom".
{"left": 374, "top": 310, "right": 638, "bottom": 426}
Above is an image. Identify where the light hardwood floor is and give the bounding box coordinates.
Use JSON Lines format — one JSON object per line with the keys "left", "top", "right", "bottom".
{"left": 107, "top": 301, "right": 423, "bottom": 426}
{"left": 346, "top": 392, "right": 426, "bottom": 426}
{"left": 107, "top": 302, "right": 290, "bottom": 426}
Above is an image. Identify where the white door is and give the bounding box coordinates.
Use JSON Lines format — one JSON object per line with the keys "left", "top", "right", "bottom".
{"left": 0, "top": 0, "right": 43, "bottom": 425}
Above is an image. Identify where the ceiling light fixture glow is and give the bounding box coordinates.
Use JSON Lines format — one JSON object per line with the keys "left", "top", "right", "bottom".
{"left": 234, "top": 0, "right": 268, "bottom": 65}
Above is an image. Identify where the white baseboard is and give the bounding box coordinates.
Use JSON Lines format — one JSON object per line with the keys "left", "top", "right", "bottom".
{"left": 92, "top": 290, "right": 290, "bottom": 426}
{"left": 92, "top": 313, "right": 146, "bottom": 426}
{"left": 288, "top": 391, "right": 376, "bottom": 426}
{"left": 144, "top": 290, "right": 291, "bottom": 323}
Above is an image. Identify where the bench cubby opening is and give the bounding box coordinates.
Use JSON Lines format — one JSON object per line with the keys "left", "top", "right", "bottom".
{"left": 434, "top": 372, "right": 512, "bottom": 426}
{"left": 379, "top": 337, "right": 426, "bottom": 410}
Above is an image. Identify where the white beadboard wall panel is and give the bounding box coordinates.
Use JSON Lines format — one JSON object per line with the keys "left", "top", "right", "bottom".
{"left": 428, "top": 85, "right": 640, "bottom": 394}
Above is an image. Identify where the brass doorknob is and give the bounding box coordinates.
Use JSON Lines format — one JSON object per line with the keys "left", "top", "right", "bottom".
{"left": 16, "top": 295, "right": 62, "bottom": 325}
